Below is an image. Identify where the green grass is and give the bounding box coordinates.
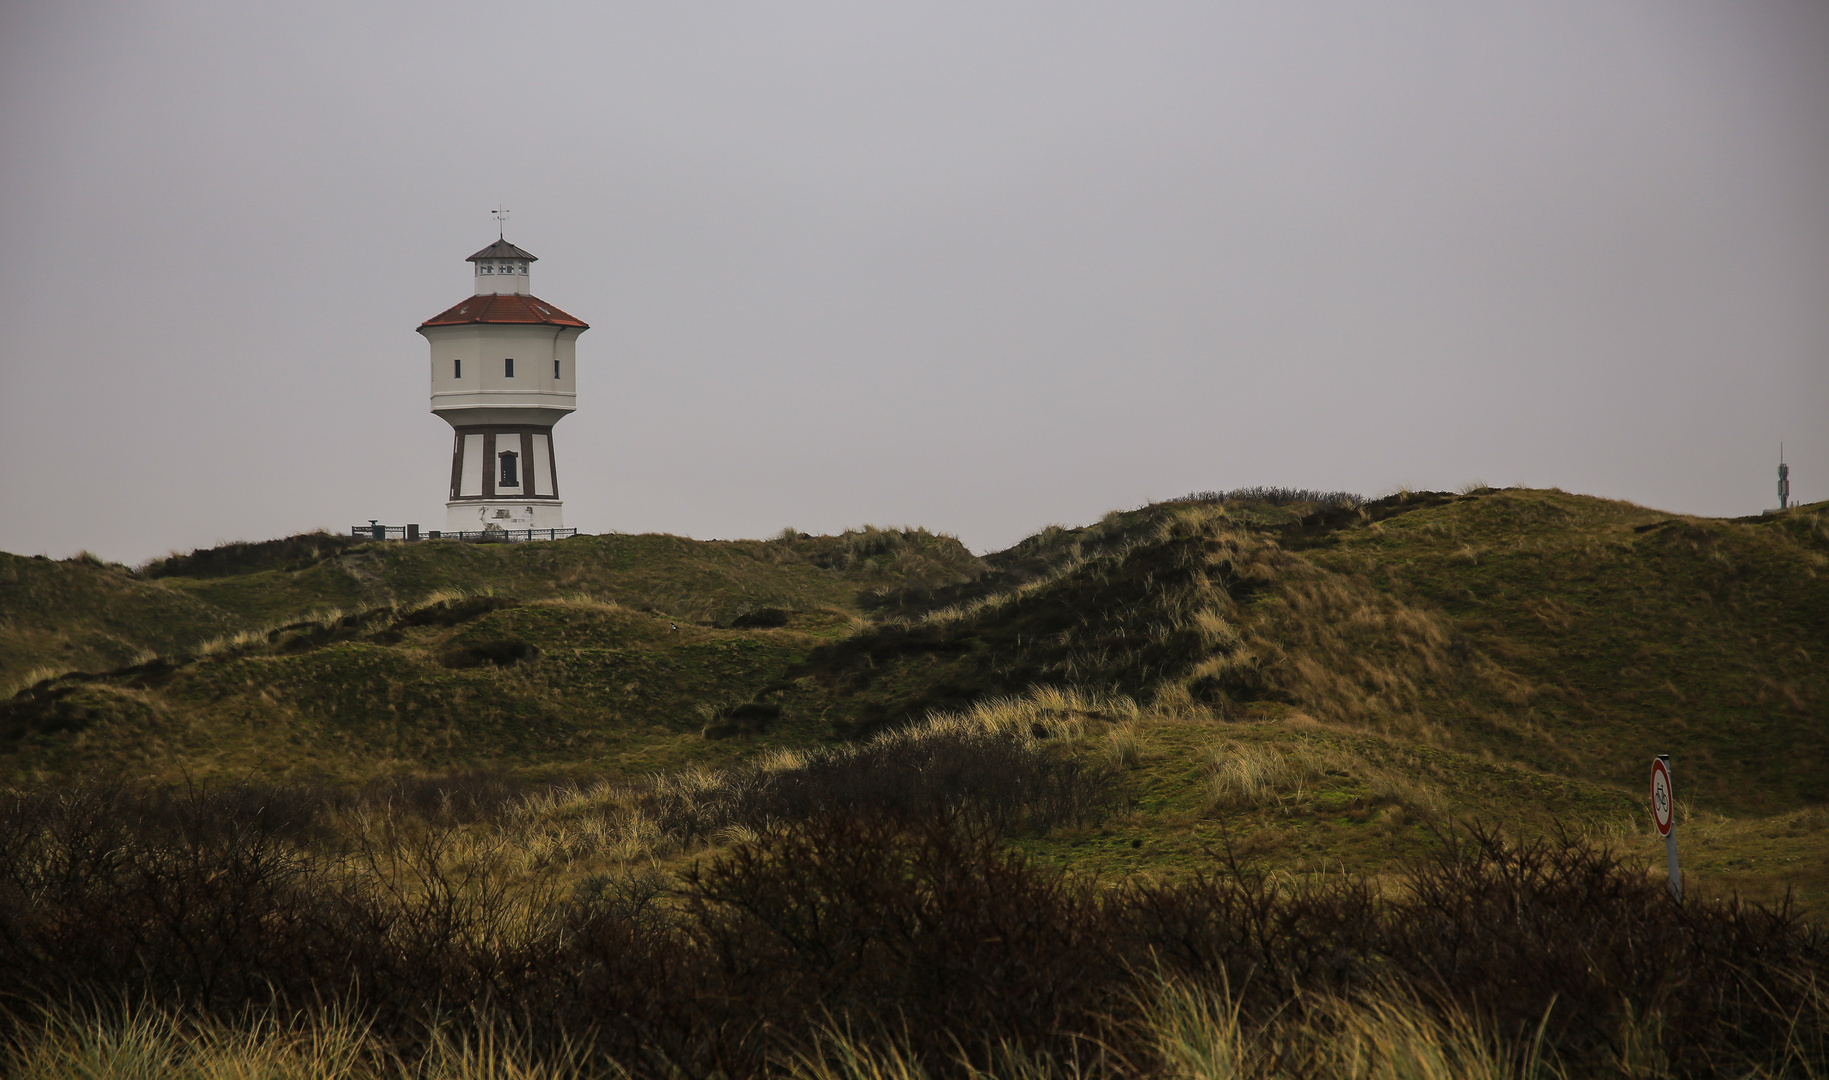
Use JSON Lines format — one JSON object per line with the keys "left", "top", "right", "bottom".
{"left": 0, "top": 526, "right": 983, "bottom": 696}
{"left": 1003, "top": 701, "right": 1829, "bottom": 915}
{"left": 0, "top": 553, "right": 242, "bottom": 689}
{"left": 157, "top": 528, "right": 984, "bottom": 626}
{"left": 1301, "top": 489, "right": 1829, "bottom": 810}
{"left": 2, "top": 491, "right": 1825, "bottom": 912}
{"left": 778, "top": 493, "right": 1827, "bottom": 814}
{"left": 3, "top": 597, "right": 842, "bottom": 782}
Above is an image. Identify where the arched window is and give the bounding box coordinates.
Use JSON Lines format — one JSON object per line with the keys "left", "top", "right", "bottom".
{"left": 499, "top": 451, "right": 519, "bottom": 487}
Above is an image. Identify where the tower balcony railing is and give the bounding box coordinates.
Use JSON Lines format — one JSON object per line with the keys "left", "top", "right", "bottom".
{"left": 351, "top": 523, "right": 580, "bottom": 543}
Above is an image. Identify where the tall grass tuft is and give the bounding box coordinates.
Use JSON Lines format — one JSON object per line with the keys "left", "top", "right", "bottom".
{"left": 3, "top": 1005, "right": 596, "bottom": 1079}
{"left": 1144, "top": 976, "right": 1260, "bottom": 1080}
{"left": 2, "top": 1004, "right": 375, "bottom": 1080}
{"left": 1314, "top": 990, "right": 1545, "bottom": 1080}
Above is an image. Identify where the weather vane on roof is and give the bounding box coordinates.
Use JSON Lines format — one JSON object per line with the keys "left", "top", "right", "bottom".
{"left": 490, "top": 206, "right": 510, "bottom": 240}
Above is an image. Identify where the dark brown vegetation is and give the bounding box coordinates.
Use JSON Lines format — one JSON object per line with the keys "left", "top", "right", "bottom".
{"left": 0, "top": 773, "right": 1821, "bottom": 1077}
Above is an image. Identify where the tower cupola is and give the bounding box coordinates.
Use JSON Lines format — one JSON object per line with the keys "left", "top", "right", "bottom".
{"left": 467, "top": 239, "right": 538, "bottom": 296}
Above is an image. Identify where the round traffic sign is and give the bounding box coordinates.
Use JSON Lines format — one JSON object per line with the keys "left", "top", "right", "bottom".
{"left": 1650, "top": 757, "right": 1674, "bottom": 837}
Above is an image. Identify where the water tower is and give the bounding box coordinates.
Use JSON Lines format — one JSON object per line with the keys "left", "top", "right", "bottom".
{"left": 418, "top": 237, "right": 590, "bottom": 533}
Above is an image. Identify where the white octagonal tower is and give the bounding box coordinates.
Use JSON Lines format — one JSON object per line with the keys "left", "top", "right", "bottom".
{"left": 418, "top": 240, "right": 590, "bottom": 533}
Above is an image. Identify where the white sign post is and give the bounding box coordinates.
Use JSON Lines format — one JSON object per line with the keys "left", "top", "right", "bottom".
{"left": 1650, "top": 754, "right": 1681, "bottom": 902}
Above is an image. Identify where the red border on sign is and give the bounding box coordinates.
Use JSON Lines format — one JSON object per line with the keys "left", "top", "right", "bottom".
{"left": 1650, "top": 757, "right": 1673, "bottom": 837}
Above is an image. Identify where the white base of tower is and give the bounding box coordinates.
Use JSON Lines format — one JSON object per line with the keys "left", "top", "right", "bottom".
{"left": 446, "top": 501, "right": 564, "bottom": 533}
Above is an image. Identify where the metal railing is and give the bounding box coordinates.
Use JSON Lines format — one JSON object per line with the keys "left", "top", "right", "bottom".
{"left": 351, "top": 523, "right": 580, "bottom": 543}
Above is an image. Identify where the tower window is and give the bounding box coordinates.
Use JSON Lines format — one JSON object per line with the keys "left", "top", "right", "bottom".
{"left": 504, "top": 358, "right": 515, "bottom": 378}
{"left": 453, "top": 358, "right": 462, "bottom": 379}
{"left": 554, "top": 359, "right": 561, "bottom": 379}
{"left": 478, "top": 263, "right": 493, "bottom": 275}
{"left": 499, "top": 451, "right": 519, "bottom": 487}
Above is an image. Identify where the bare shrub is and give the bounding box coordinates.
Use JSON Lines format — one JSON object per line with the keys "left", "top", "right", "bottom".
{"left": 0, "top": 784, "right": 1822, "bottom": 1079}
{"left": 640, "top": 726, "right": 1119, "bottom": 843}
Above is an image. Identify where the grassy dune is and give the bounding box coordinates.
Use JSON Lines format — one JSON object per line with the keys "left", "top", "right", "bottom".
{"left": 3, "top": 492, "right": 1825, "bottom": 892}
{"left": 0, "top": 526, "right": 981, "bottom": 778}
{"left": 1, "top": 490, "right": 1826, "bottom": 1076}
{"left": 0, "top": 525, "right": 984, "bottom": 696}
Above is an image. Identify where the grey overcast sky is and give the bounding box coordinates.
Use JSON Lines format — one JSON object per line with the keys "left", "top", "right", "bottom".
{"left": 1, "top": 1, "right": 1824, "bottom": 564}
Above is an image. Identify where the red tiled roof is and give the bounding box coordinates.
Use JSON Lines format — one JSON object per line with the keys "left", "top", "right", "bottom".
{"left": 419, "top": 293, "right": 589, "bottom": 329}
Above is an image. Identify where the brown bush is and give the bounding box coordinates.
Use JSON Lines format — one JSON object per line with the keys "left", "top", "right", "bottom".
{"left": 0, "top": 784, "right": 1821, "bottom": 1078}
